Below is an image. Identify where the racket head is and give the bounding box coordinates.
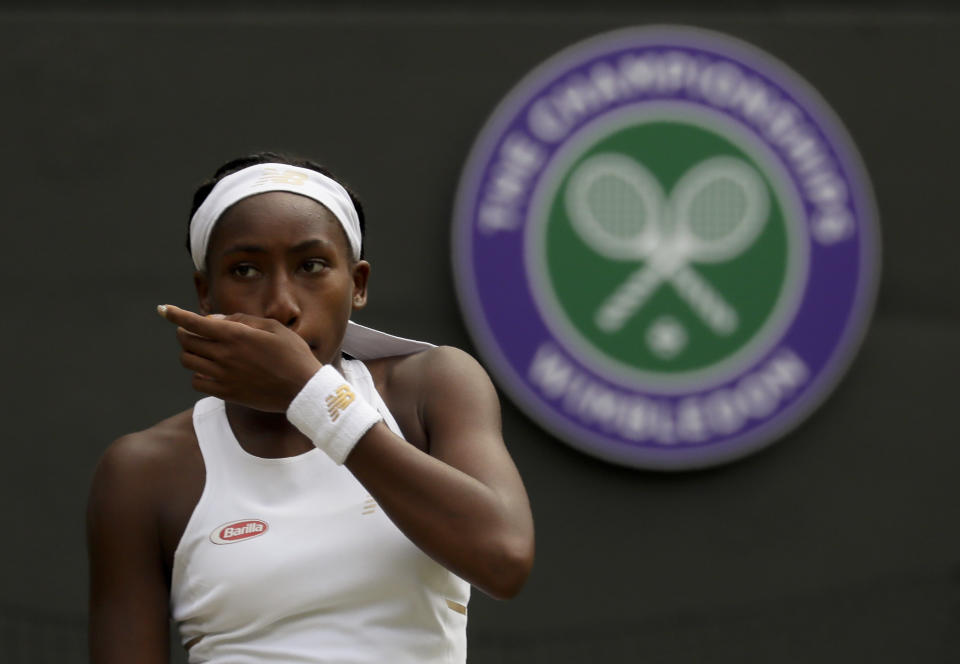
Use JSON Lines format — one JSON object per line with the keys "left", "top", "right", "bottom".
{"left": 668, "top": 156, "right": 770, "bottom": 262}
{"left": 564, "top": 153, "right": 666, "bottom": 261}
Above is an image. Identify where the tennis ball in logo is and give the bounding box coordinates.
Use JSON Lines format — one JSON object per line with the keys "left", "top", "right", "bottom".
{"left": 539, "top": 121, "right": 789, "bottom": 376}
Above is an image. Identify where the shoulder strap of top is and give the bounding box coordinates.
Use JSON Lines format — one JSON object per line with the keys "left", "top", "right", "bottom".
{"left": 341, "top": 358, "right": 404, "bottom": 439}
{"left": 190, "top": 396, "right": 234, "bottom": 471}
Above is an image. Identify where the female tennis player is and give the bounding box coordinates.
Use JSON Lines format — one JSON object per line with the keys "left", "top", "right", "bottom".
{"left": 86, "top": 152, "right": 535, "bottom": 663}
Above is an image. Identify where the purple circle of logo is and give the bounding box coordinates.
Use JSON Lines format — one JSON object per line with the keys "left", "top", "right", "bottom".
{"left": 452, "top": 26, "right": 880, "bottom": 470}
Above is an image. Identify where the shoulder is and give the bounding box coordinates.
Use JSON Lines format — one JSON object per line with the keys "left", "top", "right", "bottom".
{"left": 381, "top": 346, "right": 502, "bottom": 439}
{"left": 97, "top": 409, "right": 198, "bottom": 476}
{"left": 373, "top": 346, "right": 497, "bottom": 409}
{"left": 385, "top": 345, "right": 492, "bottom": 386}
{"left": 363, "top": 347, "right": 501, "bottom": 452}
{"left": 89, "top": 409, "right": 201, "bottom": 516}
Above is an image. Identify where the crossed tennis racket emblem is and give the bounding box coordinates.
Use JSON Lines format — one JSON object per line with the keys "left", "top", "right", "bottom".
{"left": 564, "top": 154, "right": 770, "bottom": 338}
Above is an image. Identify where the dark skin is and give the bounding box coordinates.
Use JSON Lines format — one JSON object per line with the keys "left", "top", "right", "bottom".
{"left": 86, "top": 192, "right": 535, "bottom": 664}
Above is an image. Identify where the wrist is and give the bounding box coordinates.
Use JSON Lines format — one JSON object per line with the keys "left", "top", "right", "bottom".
{"left": 286, "top": 365, "right": 382, "bottom": 464}
{"left": 287, "top": 359, "right": 324, "bottom": 407}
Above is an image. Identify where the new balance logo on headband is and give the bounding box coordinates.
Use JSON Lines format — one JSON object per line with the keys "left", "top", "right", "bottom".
{"left": 326, "top": 385, "right": 356, "bottom": 422}
{"left": 255, "top": 167, "right": 308, "bottom": 187}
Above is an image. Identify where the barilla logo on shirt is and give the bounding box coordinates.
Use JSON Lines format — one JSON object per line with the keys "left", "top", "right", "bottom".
{"left": 210, "top": 519, "right": 269, "bottom": 545}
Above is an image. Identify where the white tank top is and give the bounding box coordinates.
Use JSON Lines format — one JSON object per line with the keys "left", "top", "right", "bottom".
{"left": 170, "top": 358, "right": 470, "bottom": 663}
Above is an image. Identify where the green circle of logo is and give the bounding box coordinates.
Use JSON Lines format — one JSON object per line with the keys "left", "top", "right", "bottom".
{"left": 527, "top": 105, "right": 808, "bottom": 392}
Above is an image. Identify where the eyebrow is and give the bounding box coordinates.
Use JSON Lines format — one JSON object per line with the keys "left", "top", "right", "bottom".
{"left": 220, "top": 239, "right": 332, "bottom": 257}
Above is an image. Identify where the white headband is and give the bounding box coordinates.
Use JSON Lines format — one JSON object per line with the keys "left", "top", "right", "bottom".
{"left": 189, "top": 162, "right": 362, "bottom": 270}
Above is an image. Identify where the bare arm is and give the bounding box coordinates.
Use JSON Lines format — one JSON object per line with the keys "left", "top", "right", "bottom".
{"left": 346, "top": 346, "right": 534, "bottom": 599}
{"left": 87, "top": 435, "right": 171, "bottom": 664}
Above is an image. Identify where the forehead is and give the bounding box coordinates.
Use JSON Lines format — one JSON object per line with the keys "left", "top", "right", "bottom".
{"left": 208, "top": 191, "right": 351, "bottom": 255}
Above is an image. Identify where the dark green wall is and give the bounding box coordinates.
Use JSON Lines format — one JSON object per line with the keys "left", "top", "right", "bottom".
{"left": 1, "top": 6, "right": 957, "bottom": 662}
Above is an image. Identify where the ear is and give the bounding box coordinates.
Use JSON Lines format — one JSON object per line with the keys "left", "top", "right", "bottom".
{"left": 194, "top": 271, "right": 212, "bottom": 315}
{"left": 351, "top": 260, "right": 371, "bottom": 310}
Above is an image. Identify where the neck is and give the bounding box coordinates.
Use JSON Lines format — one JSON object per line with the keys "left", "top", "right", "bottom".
{"left": 224, "top": 401, "right": 314, "bottom": 460}
{"left": 223, "top": 353, "right": 346, "bottom": 458}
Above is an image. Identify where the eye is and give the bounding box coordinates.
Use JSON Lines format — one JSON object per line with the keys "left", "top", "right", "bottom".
{"left": 230, "top": 263, "right": 261, "bottom": 279}
{"left": 301, "top": 258, "right": 328, "bottom": 274}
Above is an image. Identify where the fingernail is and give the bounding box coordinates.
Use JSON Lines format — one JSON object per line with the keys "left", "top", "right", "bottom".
{"left": 208, "top": 313, "right": 225, "bottom": 320}
{"left": 157, "top": 304, "right": 168, "bottom": 317}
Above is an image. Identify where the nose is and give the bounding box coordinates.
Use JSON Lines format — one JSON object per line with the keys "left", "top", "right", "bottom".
{"left": 263, "top": 272, "right": 301, "bottom": 328}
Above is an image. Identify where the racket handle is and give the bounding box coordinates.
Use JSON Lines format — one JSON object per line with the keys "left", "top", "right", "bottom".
{"left": 595, "top": 266, "right": 663, "bottom": 332}
{"left": 671, "top": 266, "right": 738, "bottom": 335}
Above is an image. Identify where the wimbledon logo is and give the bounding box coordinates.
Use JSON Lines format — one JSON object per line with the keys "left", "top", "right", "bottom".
{"left": 452, "top": 26, "right": 879, "bottom": 470}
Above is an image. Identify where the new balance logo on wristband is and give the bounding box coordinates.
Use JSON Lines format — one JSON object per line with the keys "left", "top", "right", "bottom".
{"left": 288, "top": 366, "right": 381, "bottom": 465}
{"left": 326, "top": 384, "right": 356, "bottom": 421}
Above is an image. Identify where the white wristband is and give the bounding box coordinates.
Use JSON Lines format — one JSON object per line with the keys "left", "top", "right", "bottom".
{"left": 286, "top": 365, "right": 382, "bottom": 464}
